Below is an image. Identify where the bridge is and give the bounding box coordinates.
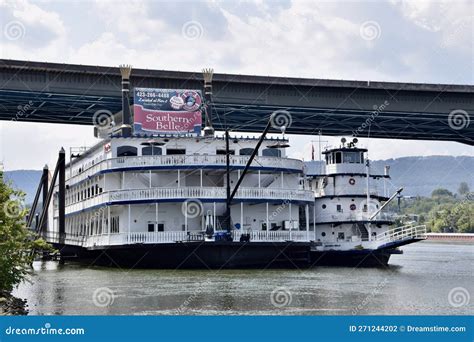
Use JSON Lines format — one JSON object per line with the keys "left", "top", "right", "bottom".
{"left": 1, "top": 59, "right": 472, "bottom": 145}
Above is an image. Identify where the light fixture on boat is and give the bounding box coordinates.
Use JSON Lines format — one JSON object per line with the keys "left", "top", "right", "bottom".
{"left": 347, "top": 137, "right": 358, "bottom": 148}
{"left": 140, "top": 139, "right": 166, "bottom": 146}
{"left": 267, "top": 126, "right": 290, "bottom": 149}
{"left": 341, "top": 137, "right": 347, "bottom": 147}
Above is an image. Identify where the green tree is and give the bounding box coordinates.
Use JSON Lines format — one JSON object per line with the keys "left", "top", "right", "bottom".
{"left": 458, "top": 182, "right": 470, "bottom": 196}
{"left": 431, "top": 188, "right": 454, "bottom": 198}
{"left": 0, "top": 175, "right": 50, "bottom": 292}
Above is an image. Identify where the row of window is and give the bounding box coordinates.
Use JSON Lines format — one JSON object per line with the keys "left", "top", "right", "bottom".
{"left": 326, "top": 151, "right": 364, "bottom": 164}
{"left": 117, "top": 146, "right": 281, "bottom": 158}
{"left": 66, "top": 178, "right": 102, "bottom": 206}
{"left": 64, "top": 214, "right": 120, "bottom": 236}
{"left": 321, "top": 203, "right": 379, "bottom": 211}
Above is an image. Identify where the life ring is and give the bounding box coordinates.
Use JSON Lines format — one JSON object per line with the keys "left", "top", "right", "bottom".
{"left": 350, "top": 204, "right": 356, "bottom": 211}
{"left": 349, "top": 178, "right": 356, "bottom": 185}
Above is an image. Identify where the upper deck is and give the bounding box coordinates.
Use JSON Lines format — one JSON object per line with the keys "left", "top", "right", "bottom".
{"left": 65, "top": 135, "right": 305, "bottom": 187}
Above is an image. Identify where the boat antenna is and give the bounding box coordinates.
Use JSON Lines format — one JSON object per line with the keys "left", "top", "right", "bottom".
{"left": 202, "top": 68, "right": 214, "bottom": 136}
{"left": 119, "top": 64, "right": 133, "bottom": 137}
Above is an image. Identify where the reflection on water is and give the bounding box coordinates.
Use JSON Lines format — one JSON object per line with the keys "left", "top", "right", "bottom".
{"left": 14, "top": 242, "right": 474, "bottom": 315}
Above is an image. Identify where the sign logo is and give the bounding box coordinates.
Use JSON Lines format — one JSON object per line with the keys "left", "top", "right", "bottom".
{"left": 133, "top": 88, "right": 202, "bottom": 135}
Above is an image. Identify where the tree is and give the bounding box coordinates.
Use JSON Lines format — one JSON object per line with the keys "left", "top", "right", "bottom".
{"left": 431, "top": 188, "right": 453, "bottom": 198}
{"left": 0, "top": 175, "right": 50, "bottom": 292}
{"left": 458, "top": 182, "right": 470, "bottom": 196}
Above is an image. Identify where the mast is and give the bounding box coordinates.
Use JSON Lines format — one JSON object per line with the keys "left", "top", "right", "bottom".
{"left": 366, "top": 153, "right": 371, "bottom": 241}
{"left": 202, "top": 68, "right": 214, "bottom": 136}
{"left": 119, "top": 64, "right": 132, "bottom": 137}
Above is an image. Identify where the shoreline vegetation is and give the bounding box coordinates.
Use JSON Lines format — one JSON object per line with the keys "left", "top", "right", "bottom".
{"left": 0, "top": 171, "right": 51, "bottom": 316}
{"left": 392, "top": 184, "right": 473, "bottom": 234}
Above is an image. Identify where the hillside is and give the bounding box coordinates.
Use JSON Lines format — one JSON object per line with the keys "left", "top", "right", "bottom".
{"left": 3, "top": 156, "right": 473, "bottom": 203}
{"left": 306, "top": 155, "right": 473, "bottom": 197}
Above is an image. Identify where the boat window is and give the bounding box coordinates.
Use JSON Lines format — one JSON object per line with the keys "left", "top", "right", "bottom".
{"left": 343, "top": 152, "right": 360, "bottom": 163}
{"left": 335, "top": 152, "right": 342, "bottom": 163}
{"left": 117, "top": 146, "right": 138, "bottom": 157}
{"left": 321, "top": 232, "right": 326, "bottom": 237}
{"left": 216, "top": 149, "right": 235, "bottom": 155}
{"left": 262, "top": 148, "right": 281, "bottom": 157}
{"left": 148, "top": 223, "right": 155, "bottom": 232}
{"left": 360, "top": 152, "right": 364, "bottom": 164}
{"left": 322, "top": 204, "right": 327, "bottom": 209}
{"left": 166, "top": 148, "right": 186, "bottom": 155}
{"left": 142, "top": 146, "right": 162, "bottom": 156}
{"left": 239, "top": 148, "right": 254, "bottom": 156}
{"left": 336, "top": 204, "right": 343, "bottom": 212}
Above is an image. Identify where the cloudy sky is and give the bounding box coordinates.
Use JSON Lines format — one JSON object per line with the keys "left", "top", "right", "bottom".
{"left": 0, "top": 0, "right": 473, "bottom": 170}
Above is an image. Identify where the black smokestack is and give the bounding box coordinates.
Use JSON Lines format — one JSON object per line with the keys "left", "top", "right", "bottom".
{"left": 202, "top": 68, "right": 214, "bottom": 136}
{"left": 119, "top": 64, "right": 132, "bottom": 137}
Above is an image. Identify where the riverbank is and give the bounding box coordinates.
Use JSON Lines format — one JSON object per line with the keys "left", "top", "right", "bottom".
{"left": 0, "top": 291, "right": 28, "bottom": 316}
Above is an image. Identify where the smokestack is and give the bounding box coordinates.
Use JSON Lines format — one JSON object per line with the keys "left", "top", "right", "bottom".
{"left": 120, "top": 64, "right": 132, "bottom": 137}
{"left": 202, "top": 68, "right": 214, "bottom": 136}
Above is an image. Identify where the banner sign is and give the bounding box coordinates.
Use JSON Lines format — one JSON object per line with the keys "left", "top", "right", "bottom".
{"left": 133, "top": 88, "right": 202, "bottom": 135}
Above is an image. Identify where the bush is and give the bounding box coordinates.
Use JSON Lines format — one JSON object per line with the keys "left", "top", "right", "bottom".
{"left": 0, "top": 175, "right": 50, "bottom": 292}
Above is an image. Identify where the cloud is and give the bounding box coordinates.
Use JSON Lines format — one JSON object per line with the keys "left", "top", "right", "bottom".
{"left": 0, "top": 0, "right": 472, "bottom": 170}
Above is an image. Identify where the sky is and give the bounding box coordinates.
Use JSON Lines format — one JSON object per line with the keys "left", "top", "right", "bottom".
{"left": 0, "top": 0, "right": 473, "bottom": 170}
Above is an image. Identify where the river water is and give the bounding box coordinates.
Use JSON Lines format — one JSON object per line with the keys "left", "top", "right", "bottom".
{"left": 14, "top": 242, "right": 473, "bottom": 315}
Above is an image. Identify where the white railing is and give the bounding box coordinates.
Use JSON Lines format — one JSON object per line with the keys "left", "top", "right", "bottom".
{"left": 64, "top": 187, "right": 315, "bottom": 214}
{"left": 233, "top": 230, "right": 309, "bottom": 242}
{"left": 67, "top": 155, "right": 304, "bottom": 185}
{"left": 375, "top": 225, "right": 427, "bottom": 243}
{"left": 317, "top": 212, "right": 393, "bottom": 223}
{"left": 43, "top": 229, "right": 313, "bottom": 248}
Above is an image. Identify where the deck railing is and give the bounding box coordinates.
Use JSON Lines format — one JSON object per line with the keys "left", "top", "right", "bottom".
{"left": 232, "top": 230, "right": 309, "bottom": 242}
{"left": 64, "top": 187, "right": 314, "bottom": 214}
{"left": 374, "top": 225, "right": 427, "bottom": 243}
{"left": 43, "top": 229, "right": 312, "bottom": 248}
{"left": 316, "top": 212, "right": 393, "bottom": 223}
{"left": 67, "top": 154, "right": 304, "bottom": 185}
